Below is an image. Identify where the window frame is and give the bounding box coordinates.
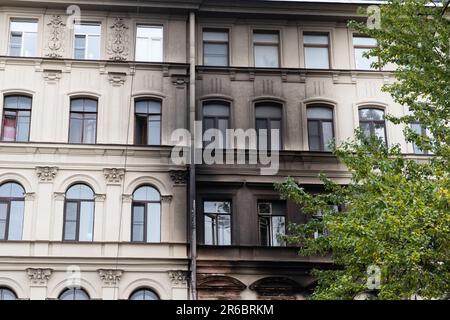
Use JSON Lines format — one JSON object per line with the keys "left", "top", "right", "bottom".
{"left": 202, "top": 100, "right": 231, "bottom": 149}
{"left": 255, "top": 102, "right": 283, "bottom": 150}
{"left": 135, "top": 24, "right": 164, "bottom": 62}
{"left": 131, "top": 185, "right": 161, "bottom": 243}
{"left": 129, "top": 288, "right": 160, "bottom": 300}
{"left": 202, "top": 28, "right": 230, "bottom": 67}
{"left": 134, "top": 99, "right": 162, "bottom": 146}
{"left": 303, "top": 32, "right": 330, "bottom": 69}
{"left": 58, "top": 288, "right": 90, "bottom": 300}
{"left": 411, "top": 122, "right": 430, "bottom": 155}
{"left": 62, "top": 184, "right": 95, "bottom": 242}
{"left": 358, "top": 107, "right": 388, "bottom": 145}
{"left": 0, "top": 182, "right": 25, "bottom": 241}
{"left": 8, "top": 19, "right": 38, "bottom": 57}
{"left": 253, "top": 30, "right": 280, "bottom": 68}
{"left": 68, "top": 98, "right": 98, "bottom": 145}
{"left": 257, "top": 201, "right": 286, "bottom": 247}
{"left": 73, "top": 22, "right": 102, "bottom": 60}
{"left": 306, "top": 105, "right": 335, "bottom": 152}
{"left": 1, "top": 95, "right": 32, "bottom": 142}
{"left": 353, "top": 35, "right": 380, "bottom": 70}
{"left": 203, "top": 199, "right": 232, "bottom": 246}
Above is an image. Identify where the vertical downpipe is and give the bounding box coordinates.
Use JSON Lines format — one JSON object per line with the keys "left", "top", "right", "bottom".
{"left": 188, "top": 11, "right": 197, "bottom": 301}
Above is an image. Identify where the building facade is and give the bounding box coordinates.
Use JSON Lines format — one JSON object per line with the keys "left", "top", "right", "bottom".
{"left": 0, "top": 0, "right": 421, "bottom": 300}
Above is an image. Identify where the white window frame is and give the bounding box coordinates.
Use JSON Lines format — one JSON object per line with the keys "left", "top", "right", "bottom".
{"left": 135, "top": 25, "right": 164, "bottom": 62}
{"left": 8, "top": 19, "right": 38, "bottom": 57}
{"left": 73, "top": 22, "right": 102, "bottom": 60}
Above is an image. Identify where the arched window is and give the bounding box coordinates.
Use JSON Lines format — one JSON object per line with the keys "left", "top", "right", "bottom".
{"left": 0, "top": 287, "right": 17, "bottom": 300}
{"left": 129, "top": 288, "right": 159, "bottom": 300}
{"left": 63, "top": 184, "right": 95, "bottom": 242}
{"left": 255, "top": 102, "right": 282, "bottom": 150}
{"left": 307, "top": 105, "right": 334, "bottom": 152}
{"left": 131, "top": 185, "right": 161, "bottom": 243}
{"left": 1, "top": 95, "right": 32, "bottom": 142}
{"left": 0, "top": 182, "right": 25, "bottom": 241}
{"left": 202, "top": 101, "right": 230, "bottom": 148}
{"left": 69, "top": 98, "right": 97, "bottom": 144}
{"left": 359, "top": 108, "right": 387, "bottom": 144}
{"left": 59, "top": 288, "right": 90, "bottom": 300}
{"left": 135, "top": 99, "right": 161, "bottom": 145}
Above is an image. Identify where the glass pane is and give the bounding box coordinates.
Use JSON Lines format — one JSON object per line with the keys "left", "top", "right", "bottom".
{"left": 411, "top": 123, "right": 424, "bottom": 154}
{"left": 83, "top": 118, "right": 97, "bottom": 144}
{"left": 204, "top": 214, "right": 214, "bottom": 245}
{"left": 259, "top": 216, "right": 270, "bottom": 246}
{"left": 83, "top": 99, "right": 97, "bottom": 112}
{"left": 133, "top": 186, "right": 160, "bottom": 201}
{"left": 305, "top": 47, "right": 329, "bottom": 69}
{"left": 22, "top": 32, "right": 37, "bottom": 57}
{"left": 218, "top": 118, "right": 228, "bottom": 148}
{"left": 17, "top": 96, "right": 32, "bottom": 109}
{"left": 132, "top": 205, "right": 145, "bottom": 242}
{"left": 304, "top": 34, "right": 328, "bottom": 45}
{"left": 307, "top": 107, "right": 333, "bottom": 119}
{"left": 0, "top": 182, "right": 25, "bottom": 198}
{"left": 64, "top": 221, "right": 77, "bottom": 241}
{"left": 7, "top": 201, "right": 24, "bottom": 240}
{"left": 135, "top": 37, "right": 149, "bottom": 61}
{"left": 148, "top": 116, "right": 161, "bottom": 145}
{"left": 217, "top": 215, "right": 231, "bottom": 245}
{"left": 69, "top": 117, "right": 82, "bottom": 143}
{"left": 355, "top": 48, "right": 377, "bottom": 70}
{"left": 308, "top": 120, "right": 320, "bottom": 151}
{"left": 130, "top": 289, "right": 159, "bottom": 300}
{"left": 353, "top": 36, "right": 377, "bottom": 46}
{"left": 135, "top": 114, "right": 147, "bottom": 144}
{"left": 148, "top": 100, "right": 161, "bottom": 114}
{"left": 257, "top": 119, "right": 268, "bottom": 150}
{"left": 254, "top": 32, "right": 279, "bottom": 44}
{"left": 146, "top": 203, "right": 161, "bottom": 243}
{"left": 74, "top": 35, "right": 86, "bottom": 59}
{"left": 87, "top": 35, "right": 100, "bottom": 59}
{"left": 135, "top": 100, "right": 148, "bottom": 114}
{"left": 16, "top": 112, "right": 30, "bottom": 142}
{"left": 203, "top": 31, "right": 228, "bottom": 42}
{"left": 4, "top": 96, "right": 18, "bottom": 108}
{"left": 65, "top": 202, "right": 78, "bottom": 221}
{"left": 374, "top": 123, "right": 386, "bottom": 143}
{"left": 70, "top": 99, "right": 84, "bottom": 112}
{"left": 360, "top": 122, "right": 372, "bottom": 138}
{"left": 74, "top": 23, "right": 101, "bottom": 35}
{"left": 271, "top": 216, "right": 285, "bottom": 246}
{"left": 149, "top": 38, "right": 163, "bottom": 62}
{"left": 204, "top": 43, "right": 228, "bottom": 66}
{"left": 272, "top": 201, "right": 286, "bottom": 215}
{"left": 255, "top": 105, "right": 282, "bottom": 118}
{"left": 255, "top": 45, "right": 279, "bottom": 68}
{"left": 359, "top": 108, "right": 384, "bottom": 121}
{"left": 0, "top": 203, "right": 7, "bottom": 240}
{"left": 0, "top": 288, "right": 17, "bottom": 300}
{"left": 9, "top": 33, "right": 22, "bottom": 56}
{"left": 322, "top": 121, "right": 334, "bottom": 151}
{"left": 2, "top": 113, "right": 17, "bottom": 142}
{"left": 11, "top": 21, "right": 38, "bottom": 33}
{"left": 204, "top": 201, "right": 230, "bottom": 214}
{"left": 270, "top": 120, "right": 281, "bottom": 150}
{"left": 203, "top": 103, "right": 230, "bottom": 117}
{"left": 79, "top": 201, "right": 94, "bottom": 241}
{"left": 66, "top": 184, "right": 94, "bottom": 200}
{"left": 59, "top": 289, "right": 89, "bottom": 300}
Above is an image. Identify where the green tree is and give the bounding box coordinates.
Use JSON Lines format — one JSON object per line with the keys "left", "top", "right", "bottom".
{"left": 276, "top": 0, "right": 450, "bottom": 300}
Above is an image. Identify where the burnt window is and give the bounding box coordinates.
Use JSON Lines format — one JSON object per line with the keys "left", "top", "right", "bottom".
{"left": 258, "top": 201, "right": 286, "bottom": 247}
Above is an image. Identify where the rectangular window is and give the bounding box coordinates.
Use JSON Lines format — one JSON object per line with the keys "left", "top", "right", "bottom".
{"left": 307, "top": 106, "right": 334, "bottom": 151}
{"left": 202, "top": 101, "right": 230, "bottom": 148}
{"left": 353, "top": 36, "right": 378, "bottom": 70}
{"left": 255, "top": 103, "right": 282, "bottom": 150}
{"left": 74, "top": 23, "right": 101, "bottom": 60}
{"left": 203, "top": 30, "right": 229, "bottom": 66}
{"left": 253, "top": 31, "right": 279, "bottom": 68}
{"left": 304, "top": 33, "right": 330, "bottom": 69}
{"left": 411, "top": 123, "right": 431, "bottom": 155}
{"left": 258, "top": 201, "right": 286, "bottom": 247}
{"left": 204, "top": 201, "right": 231, "bottom": 246}
{"left": 1, "top": 96, "right": 32, "bottom": 142}
{"left": 135, "top": 25, "right": 163, "bottom": 62}
{"left": 9, "top": 20, "right": 38, "bottom": 57}
{"left": 69, "top": 98, "right": 97, "bottom": 144}
{"left": 134, "top": 100, "right": 161, "bottom": 145}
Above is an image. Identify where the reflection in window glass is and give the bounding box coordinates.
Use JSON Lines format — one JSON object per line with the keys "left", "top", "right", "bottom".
{"left": 359, "top": 108, "right": 387, "bottom": 144}
{"left": 0, "top": 288, "right": 17, "bottom": 300}
{"left": 258, "top": 201, "right": 286, "bottom": 247}
{"left": 74, "top": 23, "right": 101, "bottom": 60}
{"left": 254, "top": 31, "right": 279, "bottom": 68}
{"left": 304, "top": 34, "right": 329, "bottom": 69}
{"left": 135, "top": 26, "right": 163, "bottom": 62}
{"left": 203, "top": 30, "right": 229, "bottom": 66}
{"left": 9, "top": 20, "right": 38, "bottom": 57}
{"left": 353, "top": 36, "right": 378, "bottom": 70}
{"left": 203, "top": 201, "right": 231, "bottom": 246}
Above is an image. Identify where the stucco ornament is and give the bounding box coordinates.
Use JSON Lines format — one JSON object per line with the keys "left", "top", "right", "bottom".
{"left": 45, "top": 15, "right": 66, "bottom": 58}
{"left": 107, "top": 18, "right": 129, "bottom": 61}
{"left": 98, "top": 269, "right": 123, "bottom": 286}
{"left": 36, "top": 166, "right": 59, "bottom": 182}
{"left": 27, "top": 268, "right": 53, "bottom": 286}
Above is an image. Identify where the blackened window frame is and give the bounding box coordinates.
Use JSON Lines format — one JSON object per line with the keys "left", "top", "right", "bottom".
{"left": 202, "top": 28, "right": 230, "bottom": 67}
{"left": 307, "top": 105, "right": 335, "bottom": 152}
{"left": 358, "top": 107, "right": 388, "bottom": 145}
{"left": 68, "top": 98, "right": 98, "bottom": 144}
{"left": 203, "top": 199, "right": 232, "bottom": 246}
{"left": 62, "top": 183, "right": 95, "bottom": 242}
{"left": 0, "top": 182, "right": 25, "bottom": 241}
{"left": 257, "top": 200, "right": 286, "bottom": 247}
{"left": 1, "top": 95, "right": 32, "bottom": 142}
{"left": 134, "top": 99, "right": 162, "bottom": 146}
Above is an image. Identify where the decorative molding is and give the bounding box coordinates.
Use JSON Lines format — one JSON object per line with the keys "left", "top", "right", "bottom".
{"left": 103, "top": 168, "right": 125, "bottom": 184}
{"left": 95, "top": 194, "right": 107, "bottom": 202}
{"left": 24, "top": 192, "right": 36, "bottom": 201}
{"left": 43, "top": 69, "right": 62, "bottom": 83}
{"left": 169, "top": 170, "right": 188, "bottom": 185}
{"left": 122, "top": 194, "right": 133, "bottom": 203}
{"left": 36, "top": 166, "right": 58, "bottom": 182}
{"left": 98, "top": 269, "right": 123, "bottom": 287}
{"left": 107, "top": 18, "right": 129, "bottom": 61}
{"left": 45, "top": 15, "right": 66, "bottom": 58}
{"left": 161, "top": 195, "right": 173, "bottom": 203}
{"left": 108, "top": 72, "right": 127, "bottom": 87}
{"left": 0, "top": 59, "right": 6, "bottom": 71}
{"left": 168, "top": 270, "right": 189, "bottom": 286}
{"left": 54, "top": 192, "right": 65, "bottom": 200}
{"left": 27, "top": 268, "right": 53, "bottom": 286}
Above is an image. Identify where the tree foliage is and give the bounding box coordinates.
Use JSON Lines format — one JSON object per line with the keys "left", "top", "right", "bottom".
{"left": 276, "top": 0, "right": 450, "bottom": 300}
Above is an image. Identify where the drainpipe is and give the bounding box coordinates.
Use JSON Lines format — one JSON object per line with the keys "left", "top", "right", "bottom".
{"left": 188, "top": 10, "right": 198, "bottom": 301}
